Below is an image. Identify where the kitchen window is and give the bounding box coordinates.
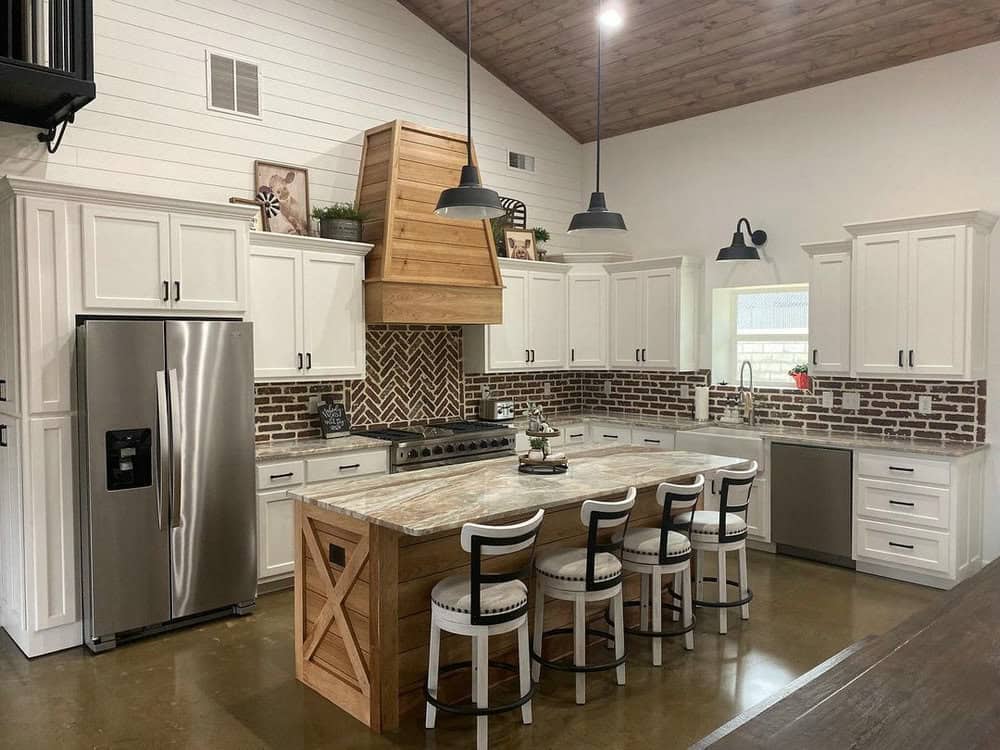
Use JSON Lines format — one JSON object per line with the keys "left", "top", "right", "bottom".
{"left": 712, "top": 284, "right": 809, "bottom": 387}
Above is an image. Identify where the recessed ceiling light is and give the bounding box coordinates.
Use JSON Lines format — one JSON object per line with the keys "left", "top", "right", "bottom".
{"left": 597, "top": 7, "right": 623, "bottom": 30}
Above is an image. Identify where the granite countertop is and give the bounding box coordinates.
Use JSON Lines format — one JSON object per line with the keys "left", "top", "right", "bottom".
{"left": 255, "top": 435, "right": 391, "bottom": 463}
{"left": 509, "top": 411, "right": 704, "bottom": 432}
{"left": 290, "top": 445, "right": 746, "bottom": 536}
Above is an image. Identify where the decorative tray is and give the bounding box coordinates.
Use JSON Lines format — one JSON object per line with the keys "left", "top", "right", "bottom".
{"left": 517, "top": 453, "right": 568, "bottom": 475}
{"left": 525, "top": 428, "right": 561, "bottom": 439}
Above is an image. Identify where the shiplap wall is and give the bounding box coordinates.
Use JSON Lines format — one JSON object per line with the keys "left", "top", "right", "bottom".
{"left": 0, "top": 0, "right": 583, "bottom": 253}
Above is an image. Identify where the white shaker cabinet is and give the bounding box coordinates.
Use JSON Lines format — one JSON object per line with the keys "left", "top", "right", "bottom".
{"left": 526, "top": 269, "right": 567, "bottom": 369}
{"left": 567, "top": 271, "right": 607, "bottom": 368}
{"left": 169, "top": 214, "right": 248, "bottom": 313}
{"left": 486, "top": 266, "right": 530, "bottom": 369}
{"left": 803, "top": 241, "right": 852, "bottom": 374}
{"left": 248, "top": 233, "right": 371, "bottom": 382}
{"left": 846, "top": 212, "right": 995, "bottom": 380}
{"left": 606, "top": 257, "right": 702, "bottom": 371}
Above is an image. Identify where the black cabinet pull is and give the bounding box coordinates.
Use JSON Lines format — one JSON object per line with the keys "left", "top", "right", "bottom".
{"left": 641, "top": 348, "right": 646, "bottom": 362}
{"left": 306, "top": 352, "right": 312, "bottom": 370}
{"left": 888, "top": 541, "right": 915, "bottom": 550}
{"left": 889, "top": 500, "right": 916, "bottom": 507}
{"left": 635, "top": 348, "right": 640, "bottom": 362}
{"left": 526, "top": 349, "right": 530, "bottom": 363}
{"left": 162, "top": 280, "right": 169, "bottom": 302}
{"left": 0, "top": 378, "right": 6, "bottom": 402}
{"left": 269, "top": 472, "right": 294, "bottom": 480}
{"left": 603, "top": 434, "right": 618, "bottom": 439}
{"left": 643, "top": 438, "right": 661, "bottom": 444}
{"left": 569, "top": 433, "right": 584, "bottom": 439}
{"left": 297, "top": 353, "right": 304, "bottom": 369}
{"left": 0, "top": 424, "right": 7, "bottom": 447}
{"left": 530, "top": 349, "right": 535, "bottom": 363}
{"left": 571, "top": 348, "right": 575, "bottom": 362}
{"left": 339, "top": 463, "right": 361, "bottom": 471}
{"left": 888, "top": 466, "right": 914, "bottom": 473}
{"left": 174, "top": 281, "right": 181, "bottom": 302}
{"left": 898, "top": 349, "right": 904, "bottom": 367}
{"left": 908, "top": 349, "right": 914, "bottom": 367}
{"left": 812, "top": 348, "right": 818, "bottom": 365}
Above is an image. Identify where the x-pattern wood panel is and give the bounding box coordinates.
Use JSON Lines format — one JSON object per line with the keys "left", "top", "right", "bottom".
{"left": 398, "top": 0, "right": 1000, "bottom": 141}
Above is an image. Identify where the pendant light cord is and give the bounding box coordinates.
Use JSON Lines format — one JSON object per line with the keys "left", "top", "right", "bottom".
{"left": 595, "top": 2, "right": 603, "bottom": 192}
{"left": 466, "top": 0, "right": 473, "bottom": 166}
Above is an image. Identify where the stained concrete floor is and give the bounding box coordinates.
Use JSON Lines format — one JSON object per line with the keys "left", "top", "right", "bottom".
{"left": 0, "top": 552, "right": 939, "bottom": 750}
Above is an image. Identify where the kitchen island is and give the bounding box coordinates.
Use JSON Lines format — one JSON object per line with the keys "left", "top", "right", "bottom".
{"left": 289, "top": 445, "right": 745, "bottom": 732}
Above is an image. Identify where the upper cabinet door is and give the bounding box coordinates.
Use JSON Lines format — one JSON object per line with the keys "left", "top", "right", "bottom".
{"left": 906, "top": 227, "right": 967, "bottom": 377}
{"left": 642, "top": 268, "right": 679, "bottom": 369}
{"left": 488, "top": 268, "right": 530, "bottom": 370}
{"left": 300, "top": 252, "right": 366, "bottom": 379}
{"left": 82, "top": 205, "right": 171, "bottom": 310}
{"left": 809, "top": 252, "right": 851, "bottom": 373}
{"left": 853, "top": 232, "right": 908, "bottom": 375}
{"left": 527, "top": 271, "right": 567, "bottom": 369}
{"left": 169, "top": 214, "right": 248, "bottom": 313}
{"left": 248, "top": 249, "right": 303, "bottom": 380}
{"left": 568, "top": 274, "right": 607, "bottom": 368}
{"left": 609, "top": 272, "right": 643, "bottom": 368}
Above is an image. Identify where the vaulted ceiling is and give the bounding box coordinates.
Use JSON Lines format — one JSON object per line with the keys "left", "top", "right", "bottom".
{"left": 398, "top": 0, "right": 1000, "bottom": 142}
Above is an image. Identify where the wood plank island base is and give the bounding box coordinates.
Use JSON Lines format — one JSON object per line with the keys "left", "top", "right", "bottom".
{"left": 290, "top": 445, "right": 746, "bottom": 733}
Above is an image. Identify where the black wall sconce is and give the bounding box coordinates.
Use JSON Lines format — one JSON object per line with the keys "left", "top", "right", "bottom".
{"left": 717, "top": 218, "right": 767, "bottom": 261}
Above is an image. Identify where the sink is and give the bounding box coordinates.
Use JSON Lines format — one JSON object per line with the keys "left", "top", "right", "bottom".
{"left": 675, "top": 425, "right": 765, "bottom": 472}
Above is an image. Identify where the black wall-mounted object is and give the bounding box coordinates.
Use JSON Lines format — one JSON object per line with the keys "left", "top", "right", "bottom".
{"left": 717, "top": 217, "right": 767, "bottom": 262}
{"left": 1, "top": 0, "right": 96, "bottom": 145}
{"left": 318, "top": 401, "right": 350, "bottom": 439}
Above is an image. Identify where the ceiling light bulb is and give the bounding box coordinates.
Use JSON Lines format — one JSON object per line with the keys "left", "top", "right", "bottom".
{"left": 598, "top": 8, "right": 623, "bottom": 30}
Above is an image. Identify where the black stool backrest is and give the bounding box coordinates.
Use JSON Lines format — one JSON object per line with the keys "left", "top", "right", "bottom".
{"left": 461, "top": 509, "right": 545, "bottom": 626}
{"left": 656, "top": 475, "right": 704, "bottom": 564}
{"left": 580, "top": 487, "right": 636, "bottom": 592}
{"left": 716, "top": 462, "right": 758, "bottom": 543}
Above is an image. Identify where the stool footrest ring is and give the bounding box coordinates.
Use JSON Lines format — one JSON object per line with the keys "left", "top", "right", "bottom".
{"left": 424, "top": 660, "right": 535, "bottom": 716}
{"left": 530, "top": 627, "right": 627, "bottom": 673}
{"left": 693, "top": 576, "right": 754, "bottom": 608}
{"left": 603, "top": 600, "right": 695, "bottom": 637}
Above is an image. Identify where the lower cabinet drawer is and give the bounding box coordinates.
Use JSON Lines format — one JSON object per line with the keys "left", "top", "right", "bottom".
{"left": 563, "top": 424, "right": 588, "bottom": 445}
{"left": 855, "top": 519, "right": 951, "bottom": 576}
{"left": 591, "top": 423, "right": 631, "bottom": 444}
{"left": 856, "top": 452, "right": 951, "bottom": 486}
{"left": 257, "top": 459, "right": 305, "bottom": 490}
{"left": 306, "top": 448, "right": 388, "bottom": 483}
{"left": 856, "top": 478, "right": 950, "bottom": 531}
{"left": 632, "top": 428, "right": 675, "bottom": 450}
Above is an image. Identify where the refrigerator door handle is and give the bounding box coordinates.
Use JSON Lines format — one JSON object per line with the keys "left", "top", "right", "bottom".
{"left": 155, "top": 370, "right": 170, "bottom": 531}
{"left": 167, "top": 368, "right": 183, "bottom": 529}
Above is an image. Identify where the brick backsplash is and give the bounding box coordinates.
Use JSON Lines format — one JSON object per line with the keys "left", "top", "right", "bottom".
{"left": 256, "top": 327, "right": 987, "bottom": 444}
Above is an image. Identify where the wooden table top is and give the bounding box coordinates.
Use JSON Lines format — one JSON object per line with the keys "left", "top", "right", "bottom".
{"left": 695, "top": 558, "right": 1000, "bottom": 749}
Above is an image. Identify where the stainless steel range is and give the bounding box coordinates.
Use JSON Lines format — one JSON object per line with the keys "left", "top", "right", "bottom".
{"left": 352, "top": 421, "right": 516, "bottom": 472}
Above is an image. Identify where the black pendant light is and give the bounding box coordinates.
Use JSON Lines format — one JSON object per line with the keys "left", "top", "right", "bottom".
{"left": 717, "top": 217, "right": 767, "bottom": 261}
{"left": 568, "top": 3, "right": 626, "bottom": 234}
{"left": 435, "top": 0, "right": 505, "bottom": 221}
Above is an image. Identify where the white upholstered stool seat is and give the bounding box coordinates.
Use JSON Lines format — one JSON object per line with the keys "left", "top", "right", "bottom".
{"left": 620, "top": 527, "right": 691, "bottom": 564}
{"left": 675, "top": 510, "right": 747, "bottom": 541}
{"left": 431, "top": 575, "right": 528, "bottom": 620}
{"left": 535, "top": 548, "right": 622, "bottom": 591}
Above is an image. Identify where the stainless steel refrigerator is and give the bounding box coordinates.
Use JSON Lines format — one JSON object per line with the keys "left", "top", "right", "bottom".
{"left": 77, "top": 319, "right": 257, "bottom": 652}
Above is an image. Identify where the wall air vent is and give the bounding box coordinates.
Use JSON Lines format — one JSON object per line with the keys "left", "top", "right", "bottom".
{"left": 207, "top": 51, "right": 260, "bottom": 117}
{"left": 507, "top": 151, "right": 535, "bottom": 173}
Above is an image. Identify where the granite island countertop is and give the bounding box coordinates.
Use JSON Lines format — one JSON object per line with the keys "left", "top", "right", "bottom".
{"left": 289, "top": 445, "right": 746, "bottom": 536}
{"left": 255, "top": 435, "right": 391, "bottom": 463}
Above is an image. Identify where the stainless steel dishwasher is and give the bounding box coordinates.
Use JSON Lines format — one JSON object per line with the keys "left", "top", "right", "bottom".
{"left": 771, "top": 443, "right": 854, "bottom": 568}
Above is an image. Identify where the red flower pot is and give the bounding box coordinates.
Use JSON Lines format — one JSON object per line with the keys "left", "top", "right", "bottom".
{"left": 791, "top": 372, "right": 811, "bottom": 390}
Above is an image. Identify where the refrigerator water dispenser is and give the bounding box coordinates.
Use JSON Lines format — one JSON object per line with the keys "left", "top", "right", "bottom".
{"left": 105, "top": 429, "right": 152, "bottom": 490}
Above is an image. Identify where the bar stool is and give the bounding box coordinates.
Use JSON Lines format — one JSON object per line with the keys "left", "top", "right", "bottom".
{"left": 425, "top": 509, "right": 545, "bottom": 750}
{"left": 676, "top": 462, "right": 757, "bottom": 635}
{"left": 611, "top": 476, "right": 704, "bottom": 664}
{"left": 531, "top": 488, "right": 635, "bottom": 705}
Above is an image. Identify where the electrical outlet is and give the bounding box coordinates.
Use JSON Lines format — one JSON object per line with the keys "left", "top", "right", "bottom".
{"left": 843, "top": 392, "right": 860, "bottom": 410}
{"left": 307, "top": 396, "right": 323, "bottom": 414}
{"left": 543, "top": 381, "right": 551, "bottom": 396}
{"left": 481, "top": 385, "right": 490, "bottom": 397}
{"left": 821, "top": 390, "right": 834, "bottom": 408}
{"left": 680, "top": 385, "right": 691, "bottom": 399}
{"left": 918, "top": 395, "right": 933, "bottom": 414}
{"left": 604, "top": 380, "right": 612, "bottom": 395}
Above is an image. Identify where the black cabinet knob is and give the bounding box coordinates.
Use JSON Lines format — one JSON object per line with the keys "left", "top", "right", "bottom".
{"left": 433, "top": 445, "right": 443, "bottom": 455}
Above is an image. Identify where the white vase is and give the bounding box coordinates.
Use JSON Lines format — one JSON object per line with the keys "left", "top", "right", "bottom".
{"left": 528, "top": 449, "right": 544, "bottom": 461}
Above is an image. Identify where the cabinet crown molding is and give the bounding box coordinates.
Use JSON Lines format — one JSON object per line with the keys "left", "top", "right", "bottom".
{"left": 499, "top": 257, "right": 571, "bottom": 274}
{"left": 0, "top": 175, "right": 258, "bottom": 221}
{"left": 844, "top": 210, "right": 999, "bottom": 237}
{"left": 546, "top": 251, "right": 632, "bottom": 264}
{"left": 249, "top": 231, "right": 373, "bottom": 257}
{"left": 603, "top": 255, "right": 703, "bottom": 274}
{"left": 802, "top": 240, "right": 852, "bottom": 255}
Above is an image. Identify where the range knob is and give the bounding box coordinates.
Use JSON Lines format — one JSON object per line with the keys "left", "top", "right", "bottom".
{"left": 407, "top": 449, "right": 419, "bottom": 459}
{"left": 490, "top": 439, "right": 499, "bottom": 447}
{"left": 445, "top": 444, "right": 454, "bottom": 453}
{"left": 457, "top": 443, "right": 466, "bottom": 451}
{"left": 421, "top": 448, "right": 431, "bottom": 457}
{"left": 500, "top": 438, "right": 510, "bottom": 447}
{"left": 433, "top": 445, "right": 443, "bottom": 455}
{"left": 479, "top": 440, "right": 488, "bottom": 449}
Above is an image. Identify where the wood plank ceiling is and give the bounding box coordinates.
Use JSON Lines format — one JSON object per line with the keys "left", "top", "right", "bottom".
{"left": 398, "top": 0, "right": 1000, "bottom": 142}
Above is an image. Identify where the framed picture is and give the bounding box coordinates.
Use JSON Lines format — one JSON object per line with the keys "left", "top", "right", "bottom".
{"left": 253, "top": 160, "right": 310, "bottom": 235}
{"left": 504, "top": 229, "right": 536, "bottom": 261}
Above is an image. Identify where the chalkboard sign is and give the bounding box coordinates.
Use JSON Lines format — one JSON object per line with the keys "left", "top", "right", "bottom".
{"left": 318, "top": 402, "right": 350, "bottom": 439}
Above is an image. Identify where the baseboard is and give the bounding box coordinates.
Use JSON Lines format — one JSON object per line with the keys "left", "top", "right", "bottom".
{"left": 257, "top": 575, "right": 294, "bottom": 595}
{"left": 854, "top": 561, "right": 954, "bottom": 590}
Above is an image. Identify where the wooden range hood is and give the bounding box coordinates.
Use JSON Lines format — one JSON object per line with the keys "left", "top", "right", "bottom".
{"left": 355, "top": 120, "right": 502, "bottom": 324}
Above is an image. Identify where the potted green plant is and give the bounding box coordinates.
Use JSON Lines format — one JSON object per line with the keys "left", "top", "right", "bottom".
{"left": 788, "top": 363, "right": 811, "bottom": 390}
{"left": 531, "top": 226, "right": 551, "bottom": 259}
{"left": 312, "top": 203, "right": 368, "bottom": 242}
{"left": 491, "top": 216, "right": 512, "bottom": 255}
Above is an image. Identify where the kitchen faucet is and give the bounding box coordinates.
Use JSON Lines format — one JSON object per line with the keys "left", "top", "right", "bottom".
{"left": 739, "top": 360, "right": 755, "bottom": 426}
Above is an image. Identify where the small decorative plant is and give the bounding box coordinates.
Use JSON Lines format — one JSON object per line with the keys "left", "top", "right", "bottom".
{"left": 531, "top": 226, "right": 551, "bottom": 260}
{"left": 788, "top": 363, "right": 811, "bottom": 390}
{"left": 491, "top": 216, "right": 512, "bottom": 255}
{"left": 312, "top": 203, "right": 368, "bottom": 241}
